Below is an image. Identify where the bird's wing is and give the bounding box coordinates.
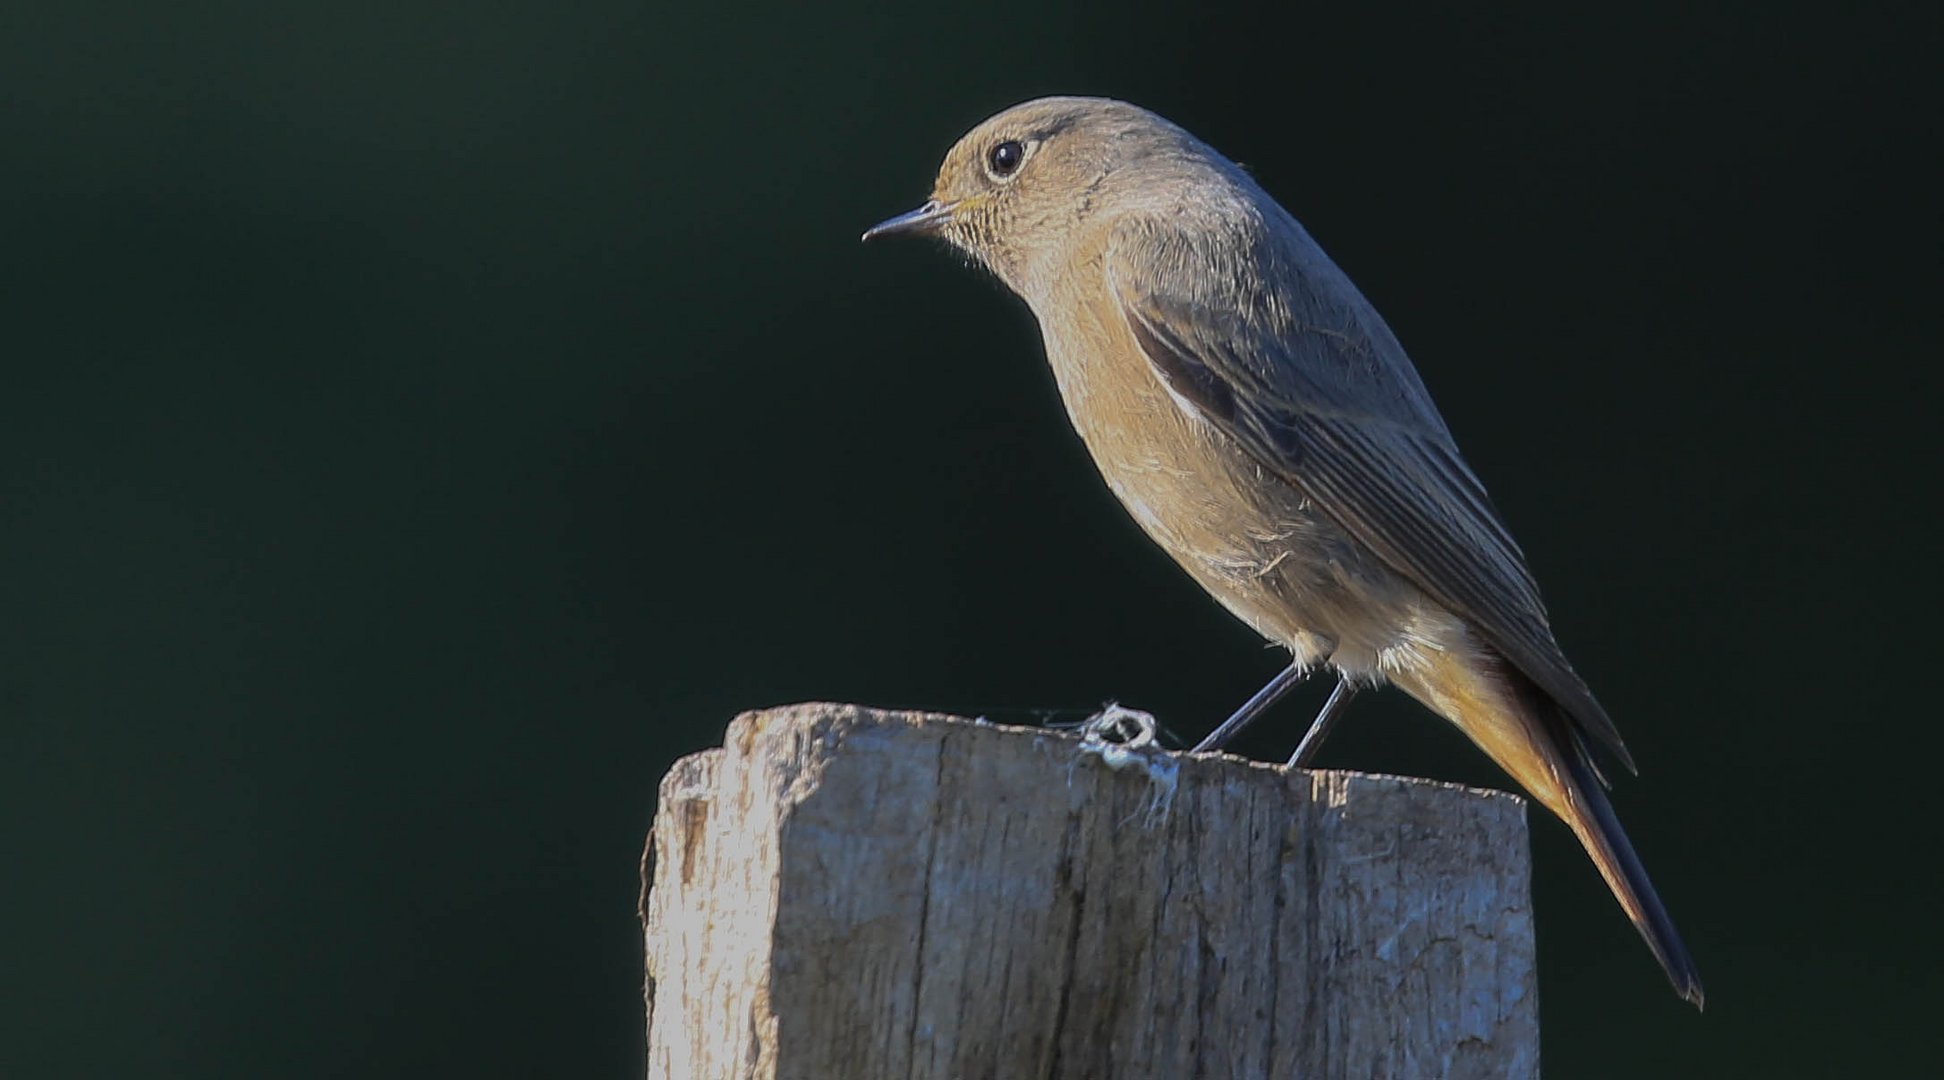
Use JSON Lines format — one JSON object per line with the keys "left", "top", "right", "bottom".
{"left": 1105, "top": 214, "right": 1635, "bottom": 772}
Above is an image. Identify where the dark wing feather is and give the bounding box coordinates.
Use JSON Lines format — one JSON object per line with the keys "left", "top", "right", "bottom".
{"left": 1109, "top": 217, "right": 1635, "bottom": 772}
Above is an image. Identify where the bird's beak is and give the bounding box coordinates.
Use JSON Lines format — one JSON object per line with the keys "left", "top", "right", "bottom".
{"left": 861, "top": 199, "right": 956, "bottom": 242}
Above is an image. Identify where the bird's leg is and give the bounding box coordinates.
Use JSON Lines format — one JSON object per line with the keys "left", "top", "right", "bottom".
{"left": 1191, "top": 662, "right": 1308, "bottom": 753}
{"left": 1285, "top": 676, "right": 1361, "bottom": 768}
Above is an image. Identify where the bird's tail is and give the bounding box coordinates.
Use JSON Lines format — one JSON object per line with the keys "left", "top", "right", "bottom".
{"left": 1393, "top": 648, "right": 1705, "bottom": 1008}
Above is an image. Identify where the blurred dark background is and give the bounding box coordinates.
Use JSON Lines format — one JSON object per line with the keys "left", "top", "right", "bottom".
{"left": 2, "top": 1, "right": 1937, "bottom": 1075}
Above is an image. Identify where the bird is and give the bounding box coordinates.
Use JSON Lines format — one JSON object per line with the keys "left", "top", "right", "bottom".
{"left": 863, "top": 96, "right": 1702, "bottom": 1007}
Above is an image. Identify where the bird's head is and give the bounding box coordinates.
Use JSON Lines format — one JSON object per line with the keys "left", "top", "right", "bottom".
{"left": 864, "top": 96, "right": 1207, "bottom": 297}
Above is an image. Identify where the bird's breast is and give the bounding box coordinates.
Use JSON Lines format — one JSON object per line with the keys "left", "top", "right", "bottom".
{"left": 1030, "top": 276, "right": 1431, "bottom": 673}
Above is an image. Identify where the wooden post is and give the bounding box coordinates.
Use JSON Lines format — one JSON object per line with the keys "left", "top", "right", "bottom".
{"left": 641, "top": 703, "right": 1537, "bottom": 1079}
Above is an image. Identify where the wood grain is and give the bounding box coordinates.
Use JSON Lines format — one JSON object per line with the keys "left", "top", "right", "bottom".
{"left": 642, "top": 703, "right": 1537, "bottom": 1079}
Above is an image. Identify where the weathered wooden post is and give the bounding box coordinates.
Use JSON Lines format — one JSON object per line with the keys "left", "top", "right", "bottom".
{"left": 641, "top": 703, "right": 1537, "bottom": 1079}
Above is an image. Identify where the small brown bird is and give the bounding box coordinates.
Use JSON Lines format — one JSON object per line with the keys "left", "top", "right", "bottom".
{"left": 864, "top": 96, "right": 1701, "bottom": 1006}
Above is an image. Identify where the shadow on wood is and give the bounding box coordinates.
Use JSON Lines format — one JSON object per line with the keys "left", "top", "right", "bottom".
{"left": 641, "top": 703, "right": 1537, "bottom": 1079}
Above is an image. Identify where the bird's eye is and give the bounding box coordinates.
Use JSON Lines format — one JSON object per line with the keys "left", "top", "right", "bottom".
{"left": 986, "top": 140, "right": 1025, "bottom": 180}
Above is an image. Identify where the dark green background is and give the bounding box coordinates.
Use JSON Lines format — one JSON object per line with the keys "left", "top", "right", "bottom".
{"left": 4, "top": 2, "right": 1936, "bottom": 1076}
